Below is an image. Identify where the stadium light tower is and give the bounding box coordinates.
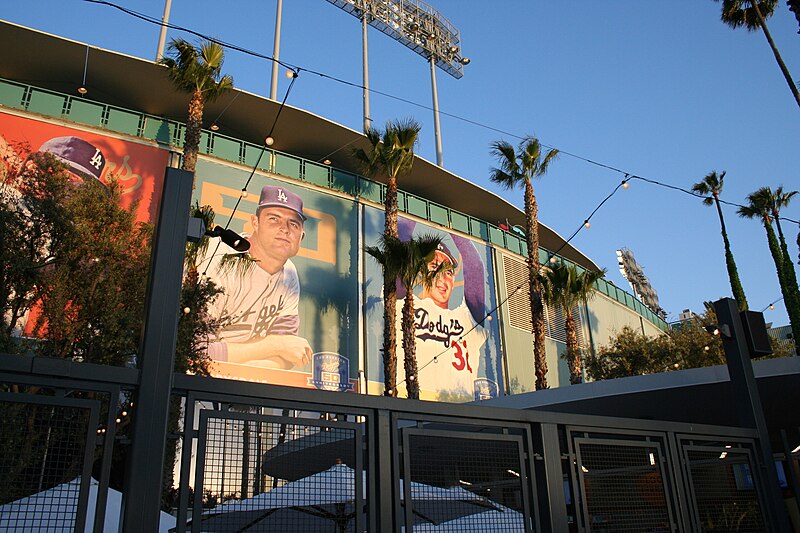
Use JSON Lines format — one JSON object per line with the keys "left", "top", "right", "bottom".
{"left": 325, "top": 0, "right": 469, "bottom": 167}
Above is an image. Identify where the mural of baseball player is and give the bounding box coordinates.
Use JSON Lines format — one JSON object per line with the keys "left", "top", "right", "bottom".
{"left": 203, "top": 184, "right": 313, "bottom": 370}
{"left": 394, "top": 218, "right": 500, "bottom": 401}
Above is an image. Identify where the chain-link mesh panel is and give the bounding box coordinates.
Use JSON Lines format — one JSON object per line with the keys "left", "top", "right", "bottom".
{"left": 576, "top": 441, "right": 671, "bottom": 532}
{"left": 195, "top": 411, "right": 361, "bottom": 532}
{"left": 0, "top": 400, "right": 90, "bottom": 530}
{"left": 686, "top": 449, "right": 765, "bottom": 532}
{"left": 406, "top": 433, "right": 527, "bottom": 531}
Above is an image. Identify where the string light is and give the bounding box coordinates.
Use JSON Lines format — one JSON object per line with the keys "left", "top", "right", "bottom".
{"left": 761, "top": 296, "right": 783, "bottom": 312}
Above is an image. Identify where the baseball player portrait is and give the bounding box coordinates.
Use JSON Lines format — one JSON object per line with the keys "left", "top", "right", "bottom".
{"left": 395, "top": 221, "right": 491, "bottom": 401}
{"left": 203, "top": 184, "right": 313, "bottom": 370}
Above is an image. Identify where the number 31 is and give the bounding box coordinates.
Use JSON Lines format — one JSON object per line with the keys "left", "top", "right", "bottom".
{"left": 451, "top": 340, "right": 472, "bottom": 373}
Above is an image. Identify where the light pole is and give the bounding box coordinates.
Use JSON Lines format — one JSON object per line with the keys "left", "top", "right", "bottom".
{"left": 270, "top": 0, "right": 283, "bottom": 101}
{"left": 155, "top": 0, "right": 172, "bottom": 62}
{"left": 324, "top": 0, "right": 468, "bottom": 166}
{"left": 362, "top": 11, "right": 371, "bottom": 132}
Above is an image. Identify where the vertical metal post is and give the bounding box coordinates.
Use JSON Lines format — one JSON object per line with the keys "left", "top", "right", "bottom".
{"left": 713, "top": 297, "right": 792, "bottom": 532}
{"left": 270, "top": 0, "right": 283, "bottom": 101}
{"left": 362, "top": 13, "right": 372, "bottom": 132}
{"left": 155, "top": 0, "right": 172, "bottom": 62}
{"left": 429, "top": 55, "right": 443, "bottom": 167}
{"left": 538, "top": 423, "right": 569, "bottom": 532}
{"left": 374, "top": 409, "right": 394, "bottom": 532}
{"left": 121, "top": 167, "right": 194, "bottom": 532}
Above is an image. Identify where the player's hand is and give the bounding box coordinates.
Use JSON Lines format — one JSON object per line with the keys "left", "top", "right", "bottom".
{"left": 222, "top": 334, "right": 312, "bottom": 369}
{"left": 265, "top": 334, "right": 312, "bottom": 369}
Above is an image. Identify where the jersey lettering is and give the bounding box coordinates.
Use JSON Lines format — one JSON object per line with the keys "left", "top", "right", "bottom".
{"left": 414, "top": 307, "right": 465, "bottom": 349}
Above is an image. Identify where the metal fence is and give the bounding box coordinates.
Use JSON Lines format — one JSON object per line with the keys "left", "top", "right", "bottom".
{"left": 0, "top": 354, "right": 779, "bottom": 532}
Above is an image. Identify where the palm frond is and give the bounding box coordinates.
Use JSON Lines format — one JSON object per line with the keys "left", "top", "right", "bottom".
{"left": 216, "top": 253, "right": 258, "bottom": 277}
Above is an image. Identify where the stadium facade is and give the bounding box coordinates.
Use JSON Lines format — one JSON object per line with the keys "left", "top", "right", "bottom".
{"left": 2, "top": 20, "right": 668, "bottom": 401}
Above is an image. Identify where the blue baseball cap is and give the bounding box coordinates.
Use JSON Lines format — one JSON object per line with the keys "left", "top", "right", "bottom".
{"left": 258, "top": 185, "right": 306, "bottom": 221}
{"left": 38, "top": 136, "right": 105, "bottom": 183}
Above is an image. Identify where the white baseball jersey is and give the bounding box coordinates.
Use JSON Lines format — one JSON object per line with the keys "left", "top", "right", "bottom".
{"left": 397, "top": 295, "right": 488, "bottom": 401}
{"left": 200, "top": 248, "right": 300, "bottom": 360}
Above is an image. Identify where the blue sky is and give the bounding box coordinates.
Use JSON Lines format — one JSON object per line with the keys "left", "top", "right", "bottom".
{"left": 4, "top": 0, "right": 799, "bottom": 326}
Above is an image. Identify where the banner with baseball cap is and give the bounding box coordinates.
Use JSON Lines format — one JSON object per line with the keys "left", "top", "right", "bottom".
{"left": 0, "top": 112, "right": 167, "bottom": 224}
{"left": 193, "top": 159, "right": 359, "bottom": 392}
{"left": 362, "top": 206, "right": 504, "bottom": 402}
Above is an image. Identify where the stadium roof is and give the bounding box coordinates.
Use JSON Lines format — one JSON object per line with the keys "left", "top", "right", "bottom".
{"left": 0, "top": 20, "right": 599, "bottom": 270}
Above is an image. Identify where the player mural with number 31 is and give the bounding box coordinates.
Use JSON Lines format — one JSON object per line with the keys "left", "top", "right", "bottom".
{"left": 396, "top": 220, "right": 490, "bottom": 401}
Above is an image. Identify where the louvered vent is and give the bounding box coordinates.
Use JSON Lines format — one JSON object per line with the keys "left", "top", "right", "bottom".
{"left": 546, "top": 302, "right": 587, "bottom": 347}
{"left": 503, "top": 255, "right": 532, "bottom": 331}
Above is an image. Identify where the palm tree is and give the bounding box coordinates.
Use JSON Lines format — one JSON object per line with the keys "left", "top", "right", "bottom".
{"left": 490, "top": 137, "right": 559, "bottom": 390}
{"left": 161, "top": 39, "right": 234, "bottom": 174}
{"left": 738, "top": 187, "right": 800, "bottom": 351}
{"left": 713, "top": 0, "right": 800, "bottom": 109}
{"left": 764, "top": 187, "right": 800, "bottom": 343}
{"left": 692, "top": 171, "right": 749, "bottom": 311}
{"left": 366, "top": 234, "right": 442, "bottom": 399}
{"left": 353, "top": 118, "right": 422, "bottom": 396}
{"left": 540, "top": 263, "right": 605, "bottom": 384}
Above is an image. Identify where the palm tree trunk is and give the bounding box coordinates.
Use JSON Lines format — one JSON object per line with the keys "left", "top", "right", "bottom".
{"left": 714, "top": 197, "right": 749, "bottom": 311}
{"left": 382, "top": 280, "right": 398, "bottom": 397}
{"left": 564, "top": 308, "right": 582, "bottom": 384}
{"left": 763, "top": 218, "right": 800, "bottom": 351}
{"left": 752, "top": 0, "right": 800, "bottom": 109}
{"left": 402, "top": 292, "right": 419, "bottom": 399}
{"left": 382, "top": 177, "right": 400, "bottom": 396}
{"left": 774, "top": 215, "right": 800, "bottom": 349}
{"left": 384, "top": 178, "right": 399, "bottom": 239}
{"left": 182, "top": 89, "right": 204, "bottom": 174}
{"left": 524, "top": 179, "right": 548, "bottom": 390}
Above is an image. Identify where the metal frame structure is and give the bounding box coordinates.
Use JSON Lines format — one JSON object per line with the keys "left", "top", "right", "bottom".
{"left": 1, "top": 354, "right": 784, "bottom": 532}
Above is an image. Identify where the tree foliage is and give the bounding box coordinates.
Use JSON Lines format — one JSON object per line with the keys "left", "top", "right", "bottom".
{"left": 692, "top": 170, "right": 749, "bottom": 312}
{"left": 161, "top": 38, "right": 233, "bottom": 173}
{"left": 1, "top": 150, "right": 150, "bottom": 363}
{"left": 712, "top": 0, "right": 800, "bottom": 109}
{"left": 352, "top": 118, "right": 422, "bottom": 396}
{"left": 490, "top": 136, "right": 559, "bottom": 390}
{"left": 586, "top": 308, "right": 792, "bottom": 382}
{"left": 738, "top": 187, "right": 800, "bottom": 353}
{"left": 0, "top": 147, "right": 223, "bottom": 508}
{"left": 540, "top": 263, "right": 605, "bottom": 384}
{"left": 366, "top": 234, "right": 443, "bottom": 399}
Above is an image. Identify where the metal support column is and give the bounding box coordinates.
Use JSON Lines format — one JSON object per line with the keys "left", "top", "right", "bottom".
{"left": 713, "top": 297, "right": 792, "bottom": 532}
{"left": 374, "top": 409, "right": 394, "bottom": 532}
{"left": 155, "top": 0, "right": 172, "bottom": 62}
{"left": 537, "top": 423, "right": 569, "bottom": 532}
{"left": 121, "top": 167, "right": 194, "bottom": 532}
{"left": 362, "top": 13, "right": 372, "bottom": 132}
{"left": 429, "top": 55, "right": 443, "bottom": 167}
{"left": 270, "top": 0, "right": 283, "bottom": 101}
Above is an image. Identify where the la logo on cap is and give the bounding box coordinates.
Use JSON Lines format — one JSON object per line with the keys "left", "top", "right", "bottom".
{"left": 277, "top": 189, "right": 288, "bottom": 203}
